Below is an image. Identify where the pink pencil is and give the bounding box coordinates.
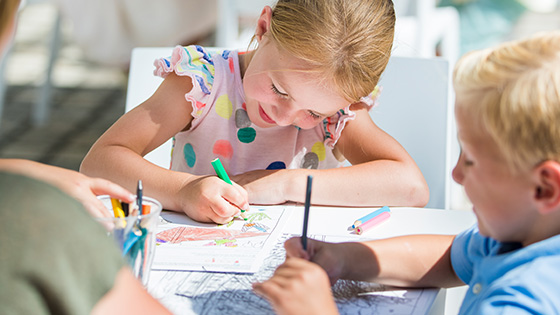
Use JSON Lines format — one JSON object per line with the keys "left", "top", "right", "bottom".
{"left": 355, "top": 211, "right": 391, "bottom": 235}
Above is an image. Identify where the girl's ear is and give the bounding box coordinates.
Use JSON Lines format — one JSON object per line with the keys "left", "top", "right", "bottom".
{"left": 533, "top": 161, "right": 560, "bottom": 214}
{"left": 255, "top": 6, "right": 273, "bottom": 42}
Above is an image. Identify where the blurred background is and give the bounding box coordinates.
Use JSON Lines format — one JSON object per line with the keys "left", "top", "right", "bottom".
{"left": 0, "top": 0, "right": 559, "bottom": 210}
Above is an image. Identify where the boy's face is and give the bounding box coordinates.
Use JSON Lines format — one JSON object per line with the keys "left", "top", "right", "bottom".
{"left": 241, "top": 36, "right": 347, "bottom": 129}
{"left": 452, "top": 101, "right": 537, "bottom": 243}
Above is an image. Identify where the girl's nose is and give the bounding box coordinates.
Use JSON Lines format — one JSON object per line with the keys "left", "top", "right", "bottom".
{"left": 272, "top": 104, "right": 299, "bottom": 127}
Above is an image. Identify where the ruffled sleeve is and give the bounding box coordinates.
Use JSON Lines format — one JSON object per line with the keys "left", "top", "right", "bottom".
{"left": 153, "top": 45, "right": 216, "bottom": 119}
{"left": 323, "top": 86, "right": 381, "bottom": 148}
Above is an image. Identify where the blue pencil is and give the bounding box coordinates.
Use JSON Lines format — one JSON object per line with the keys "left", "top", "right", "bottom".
{"left": 351, "top": 206, "right": 390, "bottom": 229}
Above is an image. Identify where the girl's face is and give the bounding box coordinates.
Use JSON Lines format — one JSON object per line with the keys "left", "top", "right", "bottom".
{"left": 241, "top": 37, "right": 348, "bottom": 129}
{"left": 452, "top": 103, "right": 537, "bottom": 244}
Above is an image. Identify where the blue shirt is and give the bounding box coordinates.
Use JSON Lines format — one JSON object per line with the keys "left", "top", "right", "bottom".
{"left": 451, "top": 225, "right": 560, "bottom": 314}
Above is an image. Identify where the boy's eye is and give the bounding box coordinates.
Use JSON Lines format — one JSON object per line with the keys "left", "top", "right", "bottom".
{"left": 464, "top": 159, "right": 474, "bottom": 167}
{"left": 271, "top": 84, "right": 289, "bottom": 99}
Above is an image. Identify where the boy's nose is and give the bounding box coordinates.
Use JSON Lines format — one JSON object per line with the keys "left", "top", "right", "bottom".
{"left": 452, "top": 156, "right": 465, "bottom": 185}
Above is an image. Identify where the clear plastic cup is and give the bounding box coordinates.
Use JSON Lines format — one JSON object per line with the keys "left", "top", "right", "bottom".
{"left": 96, "top": 195, "right": 162, "bottom": 286}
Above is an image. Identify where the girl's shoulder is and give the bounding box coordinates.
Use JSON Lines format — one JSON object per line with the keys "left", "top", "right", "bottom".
{"left": 153, "top": 46, "right": 238, "bottom": 96}
{"left": 153, "top": 45, "right": 217, "bottom": 90}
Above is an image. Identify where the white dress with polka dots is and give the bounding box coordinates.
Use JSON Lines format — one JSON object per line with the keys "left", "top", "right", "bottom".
{"left": 153, "top": 45, "right": 357, "bottom": 176}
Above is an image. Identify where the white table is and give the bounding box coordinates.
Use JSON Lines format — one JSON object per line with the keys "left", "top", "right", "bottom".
{"left": 147, "top": 206, "right": 475, "bottom": 315}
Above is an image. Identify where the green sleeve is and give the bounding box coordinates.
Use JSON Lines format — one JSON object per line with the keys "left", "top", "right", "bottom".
{"left": 0, "top": 171, "right": 125, "bottom": 315}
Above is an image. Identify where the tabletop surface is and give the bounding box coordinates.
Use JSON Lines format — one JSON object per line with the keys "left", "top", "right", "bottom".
{"left": 147, "top": 206, "right": 476, "bottom": 315}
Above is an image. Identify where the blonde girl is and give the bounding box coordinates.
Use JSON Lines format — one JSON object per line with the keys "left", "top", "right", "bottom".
{"left": 82, "top": 0, "right": 429, "bottom": 223}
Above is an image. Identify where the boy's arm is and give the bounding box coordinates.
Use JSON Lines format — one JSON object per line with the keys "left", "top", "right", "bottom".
{"left": 254, "top": 234, "right": 462, "bottom": 314}
{"left": 286, "top": 234, "right": 463, "bottom": 288}
{"left": 341, "top": 234, "right": 462, "bottom": 288}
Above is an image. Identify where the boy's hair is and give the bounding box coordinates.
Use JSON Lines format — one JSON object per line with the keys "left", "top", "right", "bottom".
{"left": 453, "top": 31, "right": 560, "bottom": 172}
{"left": 268, "top": 0, "right": 395, "bottom": 103}
{"left": 0, "top": 0, "right": 19, "bottom": 36}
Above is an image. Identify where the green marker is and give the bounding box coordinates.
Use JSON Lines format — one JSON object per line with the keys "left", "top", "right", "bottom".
{"left": 211, "top": 158, "right": 247, "bottom": 217}
{"left": 211, "top": 158, "right": 233, "bottom": 185}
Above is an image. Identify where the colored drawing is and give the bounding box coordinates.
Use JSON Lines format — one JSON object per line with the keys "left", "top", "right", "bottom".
{"left": 152, "top": 205, "right": 289, "bottom": 273}
{"left": 244, "top": 212, "right": 272, "bottom": 223}
{"left": 156, "top": 226, "right": 266, "bottom": 244}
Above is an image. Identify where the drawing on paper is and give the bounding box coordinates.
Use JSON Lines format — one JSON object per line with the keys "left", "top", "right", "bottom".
{"left": 152, "top": 206, "right": 289, "bottom": 273}
{"left": 156, "top": 227, "right": 267, "bottom": 244}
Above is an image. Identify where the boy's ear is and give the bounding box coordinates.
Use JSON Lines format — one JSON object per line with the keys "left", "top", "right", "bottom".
{"left": 255, "top": 6, "right": 273, "bottom": 42}
{"left": 533, "top": 161, "right": 560, "bottom": 214}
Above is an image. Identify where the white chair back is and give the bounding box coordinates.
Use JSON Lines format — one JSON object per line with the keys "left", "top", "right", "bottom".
{"left": 373, "top": 56, "right": 454, "bottom": 209}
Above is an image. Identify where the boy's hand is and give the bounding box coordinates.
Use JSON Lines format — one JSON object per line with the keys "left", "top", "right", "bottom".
{"left": 284, "top": 237, "right": 346, "bottom": 285}
{"left": 180, "top": 175, "right": 249, "bottom": 224}
{"left": 253, "top": 257, "right": 338, "bottom": 315}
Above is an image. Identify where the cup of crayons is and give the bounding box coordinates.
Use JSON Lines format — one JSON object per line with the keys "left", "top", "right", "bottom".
{"left": 351, "top": 206, "right": 391, "bottom": 235}
{"left": 96, "top": 184, "right": 162, "bottom": 286}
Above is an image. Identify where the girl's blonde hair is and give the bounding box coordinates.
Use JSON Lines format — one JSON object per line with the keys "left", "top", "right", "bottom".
{"left": 0, "top": 0, "right": 19, "bottom": 36}
{"left": 267, "top": 0, "right": 395, "bottom": 103}
{"left": 453, "top": 31, "right": 560, "bottom": 172}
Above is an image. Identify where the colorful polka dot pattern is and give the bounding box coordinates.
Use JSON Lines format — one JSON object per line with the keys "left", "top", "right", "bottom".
{"left": 301, "top": 152, "right": 319, "bottom": 169}
{"left": 311, "top": 141, "right": 326, "bottom": 161}
{"left": 183, "top": 143, "right": 196, "bottom": 167}
{"left": 215, "top": 94, "right": 233, "bottom": 119}
{"left": 213, "top": 140, "right": 233, "bottom": 159}
{"left": 207, "top": 53, "right": 257, "bottom": 162}
{"left": 237, "top": 128, "right": 256, "bottom": 143}
{"left": 266, "top": 161, "right": 286, "bottom": 170}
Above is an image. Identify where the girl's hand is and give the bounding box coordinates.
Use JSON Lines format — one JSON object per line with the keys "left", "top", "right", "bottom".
{"left": 231, "top": 169, "right": 287, "bottom": 205}
{"left": 284, "top": 237, "right": 346, "bottom": 285}
{"left": 252, "top": 257, "right": 338, "bottom": 315}
{"left": 179, "top": 175, "right": 249, "bottom": 224}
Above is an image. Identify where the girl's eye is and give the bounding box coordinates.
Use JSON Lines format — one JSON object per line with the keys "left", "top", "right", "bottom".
{"left": 464, "top": 159, "right": 474, "bottom": 167}
{"left": 308, "top": 111, "right": 321, "bottom": 119}
{"left": 271, "top": 84, "right": 289, "bottom": 99}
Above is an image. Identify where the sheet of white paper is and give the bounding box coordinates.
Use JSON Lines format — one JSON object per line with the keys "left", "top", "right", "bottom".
{"left": 148, "top": 232, "right": 438, "bottom": 315}
{"left": 152, "top": 205, "right": 292, "bottom": 273}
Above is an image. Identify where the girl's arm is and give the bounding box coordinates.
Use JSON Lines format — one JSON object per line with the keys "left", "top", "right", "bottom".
{"left": 233, "top": 104, "right": 429, "bottom": 207}
{"left": 80, "top": 73, "right": 248, "bottom": 223}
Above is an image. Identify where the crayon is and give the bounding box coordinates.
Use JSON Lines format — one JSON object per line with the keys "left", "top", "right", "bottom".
{"left": 142, "top": 204, "right": 151, "bottom": 215}
{"left": 355, "top": 211, "right": 391, "bottom": 235}
{"left": 121, "top": 201, "right": 129, "bottom": 216}
{"left": 111, "top": 198, "right": 125, "bottom": 218}
{"left": 351, "top": 206, "right": 390, "bottom": 229}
